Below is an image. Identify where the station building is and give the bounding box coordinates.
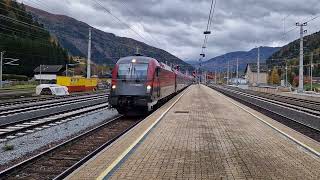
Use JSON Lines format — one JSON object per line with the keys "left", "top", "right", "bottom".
{"left": 244, "top": 63, "right": 268, "bottom": 85}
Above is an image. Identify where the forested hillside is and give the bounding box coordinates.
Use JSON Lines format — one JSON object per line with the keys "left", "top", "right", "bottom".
{"left": 26, "top": 6, "right": 194, "bottom": 72}
{"left": 267, "top": 30, "right": 320, "bottom": 85}
{"left": 0, "top": 0, "right": 69, "bottom": 77}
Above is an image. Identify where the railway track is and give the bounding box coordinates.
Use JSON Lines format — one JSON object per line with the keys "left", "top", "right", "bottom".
{"left": 210, "top": 85, "right": 320, "bottom": 142}
{"left": 227, "top": 86, "right": 320, "bottom": 111}
{"left": 0, "top": 93, "right": 108, "bottom": 117}
{"left": 0, "top": 93, "right": 109, "bottom": 128}
{"left": 0, "top": 103, "right": 109, "bottom": 141}
{"left": 0, "top": 90, "right": 109, "bottom": 108}
{"left": 0, "top": 116, "right": 141, "bottom": 180}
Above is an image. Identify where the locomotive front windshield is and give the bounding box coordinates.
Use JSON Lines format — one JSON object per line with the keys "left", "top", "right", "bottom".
{"left": 118, "top": 63, "right": 148, "bottom": 81}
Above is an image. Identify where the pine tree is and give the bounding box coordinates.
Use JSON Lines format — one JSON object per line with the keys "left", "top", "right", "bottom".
{"left": 0, "top": 0, "right": 68, "bottom": 77}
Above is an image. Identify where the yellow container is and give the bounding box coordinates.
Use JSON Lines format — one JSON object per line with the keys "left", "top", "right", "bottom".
{"left": 57, "top": 76, "right": 98, "bottom": 92}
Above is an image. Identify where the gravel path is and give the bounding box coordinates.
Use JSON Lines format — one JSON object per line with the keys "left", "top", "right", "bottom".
{"left": 0, "top": 108, "right": 118, "bottom": 166}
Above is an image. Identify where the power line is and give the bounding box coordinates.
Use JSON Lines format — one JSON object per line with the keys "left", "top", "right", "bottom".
{"left": 0, "top": 32, "right": 57, "bottom": 48}
{"left": 113, "top": 0, "right": 162, "bottom": 47}
{"left": 0, "top": 14, "right": 47, "bottom": 31}
{"left": 200, "top": 0, "right": 218, "bottom": 59}
{"left": 0, "top": 24, "right": 50, "bottom": 40}
{"left": 93, "top": 0, "right": 154, "bottom": 46}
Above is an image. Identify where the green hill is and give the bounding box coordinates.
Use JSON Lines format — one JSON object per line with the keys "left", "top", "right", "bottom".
{"left": 26, "top": 6, "right": 194, "bottom": 72}
{"left": 0, "top": 0, "right": 69, "bottom": 77}
{"left": 267, "top": 31, "right": 320, "bottom": 75}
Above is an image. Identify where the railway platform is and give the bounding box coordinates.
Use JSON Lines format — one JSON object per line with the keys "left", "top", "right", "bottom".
{"left": 67, "top": 85, "right": 320, "bottom": 179}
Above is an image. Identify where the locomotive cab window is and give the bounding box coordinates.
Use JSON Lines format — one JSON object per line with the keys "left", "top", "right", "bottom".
{"left": 118, "top": 63, "right": 148, "bottom": 81}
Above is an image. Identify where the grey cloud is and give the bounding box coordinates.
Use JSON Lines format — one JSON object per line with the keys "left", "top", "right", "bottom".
{"left": 18, "top": 0, "right": 320, "bottom": 60}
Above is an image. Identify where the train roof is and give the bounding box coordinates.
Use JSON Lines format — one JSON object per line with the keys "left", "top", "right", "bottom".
{"left": 117, "top": 56, "right": 156, "bottom": 64}
{"left": 117, "top": 56, "right": 174, "bottom": 72}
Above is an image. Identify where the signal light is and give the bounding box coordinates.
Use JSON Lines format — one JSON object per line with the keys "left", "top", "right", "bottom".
{"left": 112, "top": 85, "right": 116, "bottom": 89}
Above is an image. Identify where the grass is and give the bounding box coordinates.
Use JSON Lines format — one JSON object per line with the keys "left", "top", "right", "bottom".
{"left": 304, "top": 83, "right": 320, "bottom": 91}
{"left": 2, "top": 144, "right": 14, "bottom": 151}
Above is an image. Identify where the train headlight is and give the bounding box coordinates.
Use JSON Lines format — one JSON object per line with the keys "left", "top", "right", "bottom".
{"left": 146, "top": 85, "right": 152, "bottom": 93}
{"left": 112, "top": 85, "right": 116, "bottom": 89}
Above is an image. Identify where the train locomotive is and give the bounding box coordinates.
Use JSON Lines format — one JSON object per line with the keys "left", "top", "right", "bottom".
{"left": 109, "top": 55, "right": 193, "bottom": 115}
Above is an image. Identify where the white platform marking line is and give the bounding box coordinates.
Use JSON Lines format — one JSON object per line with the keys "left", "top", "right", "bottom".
{"left": 97, "top": 87, "right": 190, "bottom": 180}
{"left": 215, "top": 90, "right": 320, "bottom": 157}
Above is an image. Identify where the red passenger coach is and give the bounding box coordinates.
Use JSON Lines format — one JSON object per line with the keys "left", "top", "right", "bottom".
{"left": 109, "top": 55, "right": 193, "bottom": 115}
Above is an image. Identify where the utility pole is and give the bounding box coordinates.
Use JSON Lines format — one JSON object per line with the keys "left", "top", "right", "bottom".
{"left": 66, "top": 64, "right": 68, "bottom": 77}
{"left": 296, "top": 22, "right": 307, "bottom": 92}
{"left": 0, "top": 51, "right": 3, "bottom": 88}
{"left": 285, "top": 61, "right": 288, "bottom": 87}
{"left": 39, "top": 64, "right": 42, "bottom": 85}
{"left": 236, "top": 58, "right": 239, "bottom": 85}
{"left": 87, "top": 27, "right": 92, "bottom": 79}
{"left": 310, "top": 52, "right": 313, "bottom": 91}
{"left": 227, "top": 60, "right": 229, "bottom": 85}
{"left": 215, "top": 69, "right": 217, "bottom": 84}
{"left": 257, "top": 46, "right": 260, "bottom": 86}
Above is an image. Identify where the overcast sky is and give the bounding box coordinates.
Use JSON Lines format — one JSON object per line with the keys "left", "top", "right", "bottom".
{"left": 19, "top": 0, "right": 320, "bottom": 61}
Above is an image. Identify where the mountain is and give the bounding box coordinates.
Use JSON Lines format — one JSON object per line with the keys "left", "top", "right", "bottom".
{"left": 185, "top": 60, "right": 199, "bottom": 66}
{"left": 268, "top": 31, "right": 320, "bottom": 65}
{"left": 201, "top": 47, "right": 280, "bottom": 72}
{"left": 26, "top": 6, "right": 193, "bottom": 71}
{"left": 0, "top": 0, "right": 69, "bottom": 77}
{"left": 266, "top": 30, "right": 320, "bottom": 81}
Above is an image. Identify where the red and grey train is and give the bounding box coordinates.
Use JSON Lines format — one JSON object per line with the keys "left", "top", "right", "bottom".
{"left": 109, "top": 55, "right": 193, "bottom": 115}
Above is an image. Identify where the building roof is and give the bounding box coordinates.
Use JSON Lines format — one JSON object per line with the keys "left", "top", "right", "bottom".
{"left": 245, "top": 63, "right": 268, "bottom": 73}
{"left": 34, "top": 65, "right": 64, "bottom": 73}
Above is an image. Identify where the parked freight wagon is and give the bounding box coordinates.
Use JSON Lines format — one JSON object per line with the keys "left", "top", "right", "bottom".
{"left": 56, "top": 76, "right": 98, "bottom": 92}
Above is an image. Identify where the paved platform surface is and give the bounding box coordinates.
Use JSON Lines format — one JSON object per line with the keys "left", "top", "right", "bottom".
{"left": 68, "top": 85, "right": 320, "bottom": 180}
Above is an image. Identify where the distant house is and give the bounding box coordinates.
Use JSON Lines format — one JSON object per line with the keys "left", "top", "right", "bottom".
{"left": 34, "top": 65, "right": 65, "bottom": 81}
{"left": 244, "top": 63, "right": 268, "bottom": 85}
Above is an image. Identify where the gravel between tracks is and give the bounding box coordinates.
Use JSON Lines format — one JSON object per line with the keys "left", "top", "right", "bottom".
{"left": 0, "top": 108, "right": 118, "bottom": 167}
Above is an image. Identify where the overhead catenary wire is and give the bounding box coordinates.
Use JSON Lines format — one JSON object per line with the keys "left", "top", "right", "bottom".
{"left": 92, "top": 0, "right": 154, "bottom": 46}
{"left": 0, "top": 13, "right": 179, "bottom": 62}
{"left": 199, "top": 0, "right": 217, "bottom": 61}
{"left": 0, "top": 14, "right": 47, "bottom": 32}
{"left": 112, "top": 0, "right": 162, "bottom": 48}
{"left": 1, "top": 1, "right": 192, "bottom": 71}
